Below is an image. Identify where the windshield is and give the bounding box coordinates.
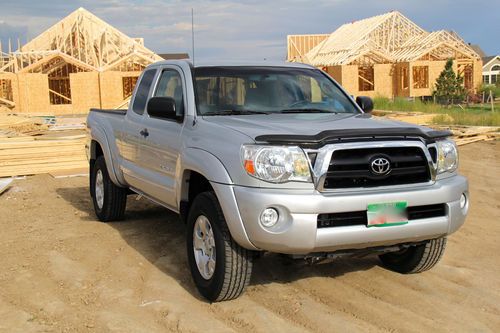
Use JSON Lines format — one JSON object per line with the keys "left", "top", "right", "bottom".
{"left": 193, "top": 66, "right": 360, "bottom": 115}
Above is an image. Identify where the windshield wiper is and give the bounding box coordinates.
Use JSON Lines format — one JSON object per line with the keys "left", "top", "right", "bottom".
{"left": 277, "top": 108, "right": 336, "bottom": 114}
{"left": 204, "top": 109, "right": 270, "bottom": 116}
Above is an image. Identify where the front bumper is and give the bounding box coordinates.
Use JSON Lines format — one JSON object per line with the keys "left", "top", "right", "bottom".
{"left": 211, "top": 175, "right": 468, "bottom": 254}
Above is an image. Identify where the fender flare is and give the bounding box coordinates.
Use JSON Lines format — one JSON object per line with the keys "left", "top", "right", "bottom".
{"left": 178, "top": 147, "right": 233, "bottom": 187}
{"left": 178, "top": 148, "right": 258, "bottom": 250}
{"left": 89, "top": 127, "right": 126, "bottom": 187}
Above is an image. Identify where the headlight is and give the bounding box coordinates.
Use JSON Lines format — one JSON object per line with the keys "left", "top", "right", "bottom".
{"left": 241, "top": 145, "right": 312, "bottom": 183}
{"left": 436, "top": 139, "right": 458, "bottom": 174}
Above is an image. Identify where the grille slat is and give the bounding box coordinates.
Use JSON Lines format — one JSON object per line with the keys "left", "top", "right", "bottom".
{"left": 324, "top": 147, "right": 431, "bottom": 189}
{"left": 317, "top": 204, "right": 447, "bottom": 228}
{"left": 408, "top": 204, "right": 446, "bottom": 220}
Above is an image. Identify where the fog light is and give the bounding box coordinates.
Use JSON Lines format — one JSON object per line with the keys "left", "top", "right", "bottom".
{"left": 260, "top": 208, "right": 279, "bottom": 228}
{"left": 460, "top": 193, "right": 467, "bottom": 209}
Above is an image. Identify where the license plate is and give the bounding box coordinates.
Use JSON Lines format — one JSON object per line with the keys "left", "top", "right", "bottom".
{"left": 367, "top": 202, "right": 408, "bottom": 227}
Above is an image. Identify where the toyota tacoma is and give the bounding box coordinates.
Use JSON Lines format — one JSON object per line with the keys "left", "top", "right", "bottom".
{"left": 87, "top": 60, "right": 469, "bottom": 302}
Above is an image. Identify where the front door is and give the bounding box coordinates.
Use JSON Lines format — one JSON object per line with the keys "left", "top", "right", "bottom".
{"left": 138, "top": 66, "right": 186, "bottom": 210}
{"left": 119, "top": 68, "right": 157, "bottom": 190}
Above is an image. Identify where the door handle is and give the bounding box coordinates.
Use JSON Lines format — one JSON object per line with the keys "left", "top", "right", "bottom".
{"left": 140, "top": 128, "right": 149, "bottom": 137}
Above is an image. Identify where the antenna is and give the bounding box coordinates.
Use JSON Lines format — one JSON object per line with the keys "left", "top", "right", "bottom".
{"left": 191, "top": 8, "right": 195, "bottom": 66}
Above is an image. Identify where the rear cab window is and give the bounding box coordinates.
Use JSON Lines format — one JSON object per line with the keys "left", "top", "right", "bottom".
{"left": 132, "top": 69, "right": 157, "bottom": 115}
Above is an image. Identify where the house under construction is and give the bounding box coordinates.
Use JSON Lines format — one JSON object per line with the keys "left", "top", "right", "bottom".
{"left": 287, "top": 11, "right": 482, "bottom": 99}
{"left": 0, "top": 8, "right": 163, "bottom": 114}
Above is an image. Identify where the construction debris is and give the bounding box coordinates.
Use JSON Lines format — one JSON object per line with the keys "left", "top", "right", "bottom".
{"left": 374, "top": 111, "right": 498, "bottom": 145}
{"left": 432, "top": 125, "right": 500, "bottom": 146}
{"left": 0, "top": 178, "right": 13, "bottom": 195}
{"left": 49, "top": 167, "right": 88, "bottom": 178}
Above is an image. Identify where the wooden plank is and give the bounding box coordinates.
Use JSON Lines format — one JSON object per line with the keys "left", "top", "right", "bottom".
{"left": 0, "top": 139, "right": 85, "bottom": 148}
{"left": 0, "top": 156, "right": 86, "bottom": 167}
{"left": 0, "top": 161, "right": 88, "bottom": 177}
{"left": 0, "top": 97, "right": 15, "bottom": 107}
{"left": 456, "top": 135, "right": 494, "bottom": 146}
{"left": 49, "top": 167, "right": 88, "bottom": 178}
{"left": 0, "top": 146, "right": 86, "bottom": 157}
{"left": 48, "top": 88, "right": 72, "bottom": 102}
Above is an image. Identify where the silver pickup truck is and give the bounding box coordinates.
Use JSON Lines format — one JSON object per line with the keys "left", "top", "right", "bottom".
{"left": 87, "top": 60, "right": 469, "bottom": 302}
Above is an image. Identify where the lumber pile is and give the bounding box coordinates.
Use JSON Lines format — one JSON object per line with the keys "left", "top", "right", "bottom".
{"left": 0, "top": 134, "right": 87, "bottom": 177}
{"left": 374, "top": 111, "right": 499, "bottom": 145}
{"left": 373, "top": 110, "right": 448, "bottom": 126}
{"left": 0, "top": 114, "right": 88, "bottom": 177}
{"left": 432, "top": 125, "right": 500, "bottom": 146}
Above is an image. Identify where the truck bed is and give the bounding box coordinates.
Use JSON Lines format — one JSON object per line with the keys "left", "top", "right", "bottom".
{"left": 89, "top": 108, "right": 127, "bottom": 115}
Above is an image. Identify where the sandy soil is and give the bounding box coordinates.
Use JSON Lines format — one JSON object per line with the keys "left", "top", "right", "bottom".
{"left": 0, "top": 142, "right": 499, "bottom": 332}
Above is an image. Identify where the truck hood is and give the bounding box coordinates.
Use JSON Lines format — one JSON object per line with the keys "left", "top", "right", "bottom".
{"left": 201, "top": 113, "right": 429, "bottom": 141}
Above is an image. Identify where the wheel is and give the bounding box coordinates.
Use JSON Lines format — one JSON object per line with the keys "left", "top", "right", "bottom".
{"left": 90, "top": 156, "right": 127, "bottom": 222}
{"left": 379, "top": 237, "right": 447, "bottom": 274}
{"left": 186, "top": 191, "right": 253, "bottom": 302}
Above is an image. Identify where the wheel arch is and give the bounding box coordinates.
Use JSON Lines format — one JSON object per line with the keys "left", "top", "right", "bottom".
{"left": 89, "top": 135, "right": 124, "bottom": 187}
{"left": 178, "top": 148, "right": 257, "bottom": 250}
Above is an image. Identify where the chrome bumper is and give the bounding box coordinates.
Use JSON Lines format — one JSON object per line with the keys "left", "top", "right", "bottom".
{"left": 211, "top": 175, "right": 469, "bottom": 254}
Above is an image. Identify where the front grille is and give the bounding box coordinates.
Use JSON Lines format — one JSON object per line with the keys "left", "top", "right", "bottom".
{"left": 317, "top": 203, "right": 447, "bottom": 228}
{"left": 323, "top": 147, "right": 430, "bottom": 189}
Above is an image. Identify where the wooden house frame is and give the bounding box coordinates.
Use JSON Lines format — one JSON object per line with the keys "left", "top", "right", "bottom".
{"left": 288, "top": 11, "right": 482, "bottom": 99}
{"left": 0, "top": 7, "right": 162, "bottom": 114}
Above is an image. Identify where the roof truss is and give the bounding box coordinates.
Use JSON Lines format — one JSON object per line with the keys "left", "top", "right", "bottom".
{"left": 303, "top": 11, "right": 480, "bottom": 67}
{"left": 0, "top": 7, "right": 162, "bottom": 74}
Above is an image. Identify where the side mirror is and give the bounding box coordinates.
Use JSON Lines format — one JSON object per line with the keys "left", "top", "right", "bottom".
{"left": 147, "top": 97, "right": 182, "bottom": 121}
{"left": 356, "top": 96, "right": 374, "bottom": 113}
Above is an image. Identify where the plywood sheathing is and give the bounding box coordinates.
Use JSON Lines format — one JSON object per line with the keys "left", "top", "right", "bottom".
{"left": 99, "top": 71, "right": 142, "bottom": 109}
{"left": 410, "top": 60, "right": 447, "bottom": 97}
{"left": 287, "top": 34, "right": 330, "bottom": 62}
{"left": 17, "top": 73, "right": 51, "bottom": 114}
{"left": 70, "top": 72, "right": 100, "bottom": 114}
{"left": 324, "top": 66, "right": 342, "bottom": 84}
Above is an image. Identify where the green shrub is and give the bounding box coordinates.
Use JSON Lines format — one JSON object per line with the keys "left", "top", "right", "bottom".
{"left": 478, "top": 84, "right": 500, "bottom": 99}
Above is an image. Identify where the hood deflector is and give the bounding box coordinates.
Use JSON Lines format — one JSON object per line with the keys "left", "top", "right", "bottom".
{"left": 255, "top": 127, "right": 452, "bottom": 148}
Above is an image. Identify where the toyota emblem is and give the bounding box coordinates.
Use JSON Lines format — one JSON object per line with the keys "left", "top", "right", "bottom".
{"left": 370, "top": 157, "right": 391, "bottom": 175}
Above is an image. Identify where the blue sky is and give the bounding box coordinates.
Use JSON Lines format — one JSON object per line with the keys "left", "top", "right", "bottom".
{"left": 0, "top": 0, "right": 498, "bottom": 61}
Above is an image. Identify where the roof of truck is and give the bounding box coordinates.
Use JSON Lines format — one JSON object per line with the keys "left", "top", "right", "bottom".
{"left": 150, "top": 59, "right": 316, "bottom": 69}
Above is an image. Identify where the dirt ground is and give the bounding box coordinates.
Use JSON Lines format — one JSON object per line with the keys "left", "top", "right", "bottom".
{"left": 0, "top": 142, "right": 499, "bottom": 333}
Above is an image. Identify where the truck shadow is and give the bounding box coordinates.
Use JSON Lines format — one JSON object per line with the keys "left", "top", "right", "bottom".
{"left": 57, "top": 186, "right": 378, "bottom": 302}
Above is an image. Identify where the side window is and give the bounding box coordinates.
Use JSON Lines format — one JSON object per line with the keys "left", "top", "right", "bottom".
{"left": 132, "top": 69, "right": 156, "bottom": 115}
{"left": 153, "top": 70, "right": 185, "bottom": 116}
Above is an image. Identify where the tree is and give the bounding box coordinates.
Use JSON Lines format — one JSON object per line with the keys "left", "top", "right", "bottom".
{"left": 433, "top": 59, "right": 466, "bottom": 106}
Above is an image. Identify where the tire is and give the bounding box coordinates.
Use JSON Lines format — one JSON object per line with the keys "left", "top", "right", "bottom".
{"left": 379, "top": 237, "right": 447, "bottom": 274}
{"left": 90, "top": 156, "right": 127, "bottom": 222}
{"left": 186, "top": 191, "right": 253, "bottom": 302}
